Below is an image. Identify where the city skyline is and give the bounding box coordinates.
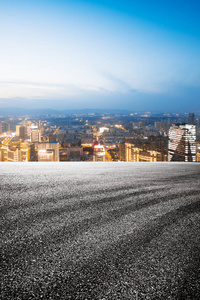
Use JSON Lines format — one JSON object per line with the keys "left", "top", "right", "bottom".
{"left": 0, "top": 0, "right": 200, "bottom": 111}
{"left": 1, "top": 110, "right": 200, "bottom": 162}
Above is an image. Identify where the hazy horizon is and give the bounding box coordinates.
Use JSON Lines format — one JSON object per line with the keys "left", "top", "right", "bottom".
{"left": 0, "top": 106, "right": 200, "bottom": 115}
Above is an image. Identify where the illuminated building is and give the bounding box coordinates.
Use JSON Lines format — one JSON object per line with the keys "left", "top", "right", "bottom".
{"left": 20, "top": 149, "right": 29, "bottom": 162}
{"left": 59, "top": 149, "right": 69, "bottom": 161}
{"left": 1, "top": 146, "right": 19, "bottom": 162}
{"left": 16, "top": 125, "right": 21, "bottom": 136}
{"left": 195, "top": 142, "right": 200, "bottom": 162}
{"left": 0, "top": 144, "right": 35, "bottom": 162}
{"left": 7, "top": 147, "right": 19, "bottom": 162}
{"left": 139, "top": 150, "right": 164, "bottom": 162}
{"left": 93, "top": 144, "right": 106, "bottom": 162}
{"left": 38, "top": 142, "right": 59, "bottom": 161}
{"left": 168, "top": 124, "right": 196, "bottom": 162}
{"left": 99, "top": 127, "right": 109, "bottom": 134}
{"left": 20, "top": 143, "right": 35, "bottom": 161}
{"left": 31, "top": 130, "right": 41, "bottom": 143}
{"left": 119, "top": 143, "right": 166, "bottom": 162}
{"left": 15, "top": 124, "right": 24, "bottom": 137}
{"left": 0, "top": 145, "right": 9, "bottom": 161}
{"left": 81, "top": 138, "right": 93, "bottom": 147}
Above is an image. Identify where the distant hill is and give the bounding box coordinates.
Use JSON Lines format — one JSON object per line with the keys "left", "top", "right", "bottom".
{"left": 0, "top": 107, "right": 131, "bottom": 116}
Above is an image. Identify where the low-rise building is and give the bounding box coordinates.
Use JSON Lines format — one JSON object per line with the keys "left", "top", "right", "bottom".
{"left": 38, "top": 142, "right": 59, "bottom": 162}
{"left": 119, "top": 142, "right": 167, "bottom": 162}
{"left": 93, "top": 144, "right": 106, "bottom": 162}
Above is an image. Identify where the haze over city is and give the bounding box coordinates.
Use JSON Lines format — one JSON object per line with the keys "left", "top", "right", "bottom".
{"left": 0, "top": 0, "right": 200, "bottom": 112}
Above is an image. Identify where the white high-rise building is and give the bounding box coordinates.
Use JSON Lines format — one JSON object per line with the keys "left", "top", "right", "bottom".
{"left": 168, "top": 124, "right": 196, "bottom": 162}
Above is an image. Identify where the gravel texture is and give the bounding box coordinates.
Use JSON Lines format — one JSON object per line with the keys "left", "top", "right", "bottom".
{"left": 1, "top": 162, "right": 200, "bottom": 300}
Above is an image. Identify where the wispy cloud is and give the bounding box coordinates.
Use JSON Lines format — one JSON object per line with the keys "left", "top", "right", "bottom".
{"left": 0, "top": 0, "right": 200, "bottom": 110}
{"left": 0, "top": 78, "right": 142, "bottom": 99}
{"left": 0, "top": 80, "right": 113, "bottom": 99}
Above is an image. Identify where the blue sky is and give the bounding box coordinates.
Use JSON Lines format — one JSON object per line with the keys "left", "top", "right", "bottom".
{"left": 0, "top": 0, "right": 200, "bottom": 111}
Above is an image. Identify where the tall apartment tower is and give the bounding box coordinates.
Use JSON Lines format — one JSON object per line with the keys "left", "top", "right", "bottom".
{"left": 188, "top": 113, "right": 195, "bottom": 124}
{"left": 19, "top": 126, "right": 26, "bottom": 138}
{"left": 168, "top": 124, "right": 196, "bottom": 162}
{"left": 31, "top": 130, "right": 41, "bottom": 143}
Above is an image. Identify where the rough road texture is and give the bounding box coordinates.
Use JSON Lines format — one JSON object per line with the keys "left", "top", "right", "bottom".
{"left": 1, "top": 162, "right": 200, "bottom": 300}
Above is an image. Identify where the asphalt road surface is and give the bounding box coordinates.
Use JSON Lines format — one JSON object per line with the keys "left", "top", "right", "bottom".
{"left": 1, "top": 162, "right": 200, "bottom": 299}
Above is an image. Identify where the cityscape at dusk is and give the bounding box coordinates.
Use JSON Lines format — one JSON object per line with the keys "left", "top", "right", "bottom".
{"left": 1, "top": 1, "right": 200, "bottom": 300}
{"left": 0, "top": 110, "right": 200, "bottom": 162}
